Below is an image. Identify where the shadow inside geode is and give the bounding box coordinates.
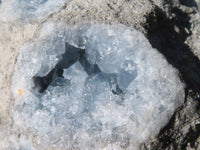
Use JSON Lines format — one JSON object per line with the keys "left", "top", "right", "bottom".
{"left": 32, "top": 42, "right": 124, "bottom": 96}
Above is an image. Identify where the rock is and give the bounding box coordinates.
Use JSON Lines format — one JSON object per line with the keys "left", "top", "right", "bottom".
{"left": 0, "top": 0, "right": 199, "bottom": 149}
{"left": 0, "top": 0, "right": 154, "bottom": 149}
{"left": 143, "top": 0, "right": 200, "bottom": 149}
{"left": 11, "top": 23, "right": 185, "bottom": 149}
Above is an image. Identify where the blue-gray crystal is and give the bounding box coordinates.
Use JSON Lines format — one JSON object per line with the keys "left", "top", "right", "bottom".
{"left": 12, "top": 24, "right": 185, "bottom": 149}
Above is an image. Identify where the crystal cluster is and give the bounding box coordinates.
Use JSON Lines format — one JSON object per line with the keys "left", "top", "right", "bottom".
{"left": 12, "top": 23, "right": 185, "bottom": 149}
{"left": 0, "top": 0, "right": 65, "bottom": 22}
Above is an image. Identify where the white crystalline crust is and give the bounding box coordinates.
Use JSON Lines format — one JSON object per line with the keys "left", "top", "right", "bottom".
{"left": 0, "top": 0, "right": 66, "bottom": 22}
{"left": 11, "top": 23, "right": 185, "bottom": 150}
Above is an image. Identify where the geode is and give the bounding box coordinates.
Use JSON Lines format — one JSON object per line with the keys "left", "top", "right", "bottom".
{"left": 11, "top": 23, "right": 185, "bottom": 149}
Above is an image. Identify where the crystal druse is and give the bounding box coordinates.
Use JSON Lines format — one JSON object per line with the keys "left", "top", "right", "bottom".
{"left": 0, "top": 0, "right": 65, "bottom": 22}
{"left": 11, "top": 23, "right": 185, "bottom": 149}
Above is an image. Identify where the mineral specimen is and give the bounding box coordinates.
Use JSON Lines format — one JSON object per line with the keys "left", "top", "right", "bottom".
{"left": 0, "top": 0, "right": 65, "bottom": 22}
{"left": 12, "top": 23, "right": 185, "bottom": 149}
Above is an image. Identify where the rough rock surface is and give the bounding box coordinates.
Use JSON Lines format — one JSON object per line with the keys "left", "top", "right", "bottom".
{"left": 142, "top": 0, "right": 200, "bottom": 149}
{"left": 0, "top": 0, "right": 199, "bottom": 149}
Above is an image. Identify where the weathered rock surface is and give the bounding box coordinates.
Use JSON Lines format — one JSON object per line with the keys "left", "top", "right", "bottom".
{"left": 142, "top": 0, "right": 200, "bottom": 149}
